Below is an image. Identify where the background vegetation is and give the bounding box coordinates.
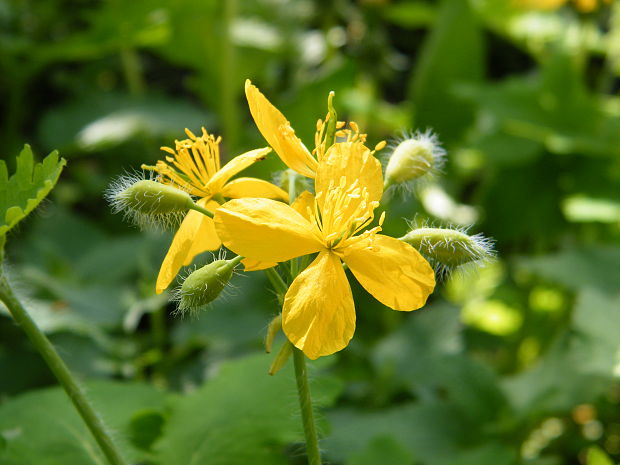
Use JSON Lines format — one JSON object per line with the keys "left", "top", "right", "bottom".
{"left": 1, "top": 0, "right": 620, "bottom": 464}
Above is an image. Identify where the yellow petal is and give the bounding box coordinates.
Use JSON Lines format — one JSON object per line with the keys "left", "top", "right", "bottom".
{"left": 245, "top": 80, "right": 318, "bottom": 178}
{"left": 341, "top": 234, "right": 435, "bottom": 311}
{"left": 214, "top": 198, "right": 322, "bottom": 263}
{"left": 283, "top": 252, "right": 355, "bottom": 359}
{"left": 315, "top": 141, "right": 383, "bottom": 207}
{"left": 206, "top": 147, "right": 271, "bottom": 194}
{"left": 220, "top": 177, "right": 288, "bottom": 202}
{"left": 290, "top": 190, "right": 315, "bottom": 221}
{"left": 241, "top": 258, "right": 277, "bottom": 271}
{"left": 155, "top": 199, "right": 221, "bottom": 294}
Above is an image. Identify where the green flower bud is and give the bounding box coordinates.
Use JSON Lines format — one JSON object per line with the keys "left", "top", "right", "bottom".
{"left": 265, "top": 314, "right": 282, "bottom": 353}
{"left": 106, "top": 174, "right": 194, "bottom": 229}
{"left": 268, "top": 340, "right": 293, "bottom": 376}
{"left": 175, "top": 257, "right": 242, "bottom": 313}
{"left": 384, "top": 131, "right": 445, "bottom": 189}
{"left": 401, "top": 227, "right": 494, "bottom": 277}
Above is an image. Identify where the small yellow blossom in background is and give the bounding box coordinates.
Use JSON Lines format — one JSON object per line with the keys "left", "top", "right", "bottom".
{"left": 515, "top": 0, "right": 610, "bottom": 12}
{"left": 214, "top": 140, "right": 435, "bottom": 359}
{"left": 143, "top": 128, "right": 288, "bottom": 294}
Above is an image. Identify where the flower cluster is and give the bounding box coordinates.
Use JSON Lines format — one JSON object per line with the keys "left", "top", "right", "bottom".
{"left": 107, "top": 79, "right": 494, "bottom": 360}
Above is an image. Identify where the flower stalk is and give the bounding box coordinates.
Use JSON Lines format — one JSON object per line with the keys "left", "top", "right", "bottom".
{"left": 293, "top": 347, "right": 322, "bottom": 465}
{"left": 0, "top": 274, "right": 128, "bottom": 465}
{"left": 188, "top": 201, "right": 214, "bottom": 218}
{"left": 264, "top": 264, "right": 322, "bottom": 463}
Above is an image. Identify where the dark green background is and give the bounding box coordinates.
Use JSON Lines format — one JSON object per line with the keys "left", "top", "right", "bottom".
{"left": 1, "top": 1, "right": 620, "bottom": 464}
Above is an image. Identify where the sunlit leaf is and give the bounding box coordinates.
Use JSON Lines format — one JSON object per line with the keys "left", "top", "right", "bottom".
{"left": 0, "top": 145, "right": 65, "bottom": 237}
{"left": 155, "top": 353, "right": 341, "bottom": 465}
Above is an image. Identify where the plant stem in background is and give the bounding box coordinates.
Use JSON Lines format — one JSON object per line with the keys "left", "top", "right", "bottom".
{"left": 264, "top": 267, "right": 288, "bottom": 297}
{"left": 0, "top": 275, "right": 129, "bottom": 465}
{"left": 220, "top": 0, "right": 239, "bottom": 152}
{"left": 293, "top": 348, "right": 323, "bottom": 465}
{"left": 120, "top": 46, "right": 145, "bottom": 96}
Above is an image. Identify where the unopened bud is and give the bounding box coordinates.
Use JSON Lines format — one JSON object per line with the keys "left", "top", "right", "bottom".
{"left": 106, "top": 175, "right": 194, "bottom": 229}
{"left": 384, "top": 131, "right": 445, "bottom": 188}
{"left": 265, "top": 314, "right": 282, "bottom": 353}
{"left": 268, "top": 341, "right": 293, "bottom": 376}
{"left": 401, "top": 227, "right": 494, "bottom": 277}
{"left": 175, "top": 257, "right": 241, "bottom": 313}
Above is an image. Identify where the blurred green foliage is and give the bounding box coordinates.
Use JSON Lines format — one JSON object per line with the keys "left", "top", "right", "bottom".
{"left": 1, "top": 0, "right": 620, "bottom": 464}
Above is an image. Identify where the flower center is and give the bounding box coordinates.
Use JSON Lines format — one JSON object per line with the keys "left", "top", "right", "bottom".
{"left": 142, "top": 128, "right": 221, "bottom": 198}
{"left": 310, "top": 175, "right": 384, "bottom": 249}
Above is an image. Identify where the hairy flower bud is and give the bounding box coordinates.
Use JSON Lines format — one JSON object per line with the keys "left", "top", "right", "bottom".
{"left": 384, "top": 131, "right": 445, "bottom": 189}
{"left": 401, "top": 227, "right": 494, "bottom": 277}
{"left": 106, "top": 174, "right": 194, "bottom": 229}
{"left": 175, "top": 257, "right": 241, "bottom": 313}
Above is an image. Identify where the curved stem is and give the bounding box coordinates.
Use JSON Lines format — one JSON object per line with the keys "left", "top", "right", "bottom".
{"left": 293, "top": 348, "right": 322, "bottom": 465}
{"left": 188, "top": 201, "right": 214, "bottom": 218}
{"left": 0, "top": 276, "right": 129, "bottom": 465}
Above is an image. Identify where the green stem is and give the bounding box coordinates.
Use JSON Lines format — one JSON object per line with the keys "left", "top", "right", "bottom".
{"left": 287, "top": 170, "right": 300, "bottom": 277}
{"left": 293, "top": 348, "right": 322, "bottom": 465}
{"left": 264, "top": 267, "right": 288, "bottom": 296}
{"left": 120, "top": 46, "right": 145, "bottom": 96}
{"left": 188, "top": 201, "right": 214, "bottom": 218}
{"left": 0, "top": 276, "right": 129, "bottom": 465}
{"left": 220, "top": 0, "right": 239, "bottom": 150}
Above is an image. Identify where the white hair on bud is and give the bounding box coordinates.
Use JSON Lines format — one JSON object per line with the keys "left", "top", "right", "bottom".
{"left": 104, "top": 170, "right": 186, "bottom": 231}
{"left": 403, "top": 217, "right": 496, "bottom": 280}
{"left": 170, "top": 257, "right": 239, "bottom": 317}
{"left": 383, "top": 129, "right": 446, "bottom": 198}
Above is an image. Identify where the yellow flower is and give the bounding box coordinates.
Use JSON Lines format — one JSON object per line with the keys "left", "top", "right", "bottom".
{"left": 515, "top": 0, "right": 609, "bottom": 12}
{"left": 245, "top": 80, "right": 321, "bottom": 178}
{"left": 144, "top": 128, "right": 288, "bottom": 294}
{"left": 214, "top": 140, "right": 436, "bottom": 359}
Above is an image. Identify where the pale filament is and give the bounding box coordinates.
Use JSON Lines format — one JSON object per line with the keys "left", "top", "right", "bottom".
{"left": 308, "top": 175, "right": 383, "bottom": 249}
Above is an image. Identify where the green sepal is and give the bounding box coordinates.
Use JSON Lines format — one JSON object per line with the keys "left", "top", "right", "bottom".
{"left": 0, "top": 144, "right": 66, "bottom": 237}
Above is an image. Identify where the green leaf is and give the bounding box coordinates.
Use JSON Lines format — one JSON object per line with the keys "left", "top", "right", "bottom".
{"left": 128, "top": 410, "right": 166, "bottom": 452}
{"left": 409, "top": 0, "right": 484, "bottom": 142}
{"left": 0, "top": 145, "right": 66, "bottom": 237}
{"left": 38, "top": 93, "right": 213, "bottom": 153}
{"left": 502, "top": 288, "right": 620, "bottom": 419}
{"left": 155, "top": 353, "right": 341, "bottom": 465}
{"left": 382, "top": 2, "right": 437, "bottom": 28}
{"left": 324, "top": 401, "right": 473, "bottom": 465}
{"left": 347, "top": 435, "right": 415, "bottom": 465}
{"left": 587, "top": 446, "right": 614, "bottom": 465}
{"left": 517, "top": 246, "right": 620, "bottom": 294}
{"left": 0, "top": 381, "right": 167, "bottom": 465}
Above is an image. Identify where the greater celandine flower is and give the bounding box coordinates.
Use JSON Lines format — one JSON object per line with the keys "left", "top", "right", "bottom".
{"left": 214, "top": 140, "right": 436, "bottom": 359}
{"left": 143, "top": 128, "right": 288, "bottom": 294}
